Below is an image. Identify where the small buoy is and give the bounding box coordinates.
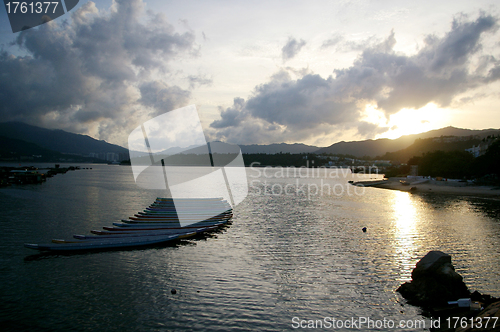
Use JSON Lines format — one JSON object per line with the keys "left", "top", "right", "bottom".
{"left": 362, "top": 227, "right": 367, "bottom": 232}
{"left": 171, "top": 288, "right": 177, "bottom": 294}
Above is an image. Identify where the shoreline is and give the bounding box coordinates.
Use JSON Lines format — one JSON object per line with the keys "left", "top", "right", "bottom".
{"left": 371, "top": 177, "right": 500, "bottom": 198}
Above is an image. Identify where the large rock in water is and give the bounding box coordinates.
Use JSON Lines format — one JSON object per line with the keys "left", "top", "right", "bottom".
{"left": 397, "top": 251, "right": 470, "bottom": 307}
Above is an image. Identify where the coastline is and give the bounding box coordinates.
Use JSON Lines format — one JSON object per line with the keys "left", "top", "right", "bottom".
{"left": 370, "top": 177, "right": 500, "bottom": 198}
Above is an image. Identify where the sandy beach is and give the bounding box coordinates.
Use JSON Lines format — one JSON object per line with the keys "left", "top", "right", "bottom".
{"left": 370, "top": 177, "right": 500, "bottom": 198}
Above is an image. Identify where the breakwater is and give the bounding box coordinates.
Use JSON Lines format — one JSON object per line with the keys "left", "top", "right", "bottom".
{"left": 0, "top": 164, "right": 84, "bottom": 186}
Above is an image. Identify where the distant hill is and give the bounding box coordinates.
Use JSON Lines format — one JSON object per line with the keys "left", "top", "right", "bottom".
{"left": 0, "top": 136, "right": 64, "bottom": 160}
{"left": 315, "top": 127, "right": 500, "bottom": 158}
{"left": 240, "top": 143, "right": 319, "bottom": 154}
{"left": 0, "top": 122, "right": 128, "bottom": 155}
{"left": 0, "top": 136, "right": 97, "bottom": 162}
{"left": 377, "top": 136, "right": 487, "bottom": 162}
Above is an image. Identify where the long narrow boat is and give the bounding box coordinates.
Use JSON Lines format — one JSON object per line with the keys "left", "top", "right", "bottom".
{"left": 121, "top": 213, "right": 233, "bottom": 224}
{"left": 127, "top": 214, "right": 232, "bottom": 222}
{"left": 148, "top": 201, "right": 230, "bottom": 205}
{"left": 54, "top": 231, "right": 202, "bottom": 243}
{"left": 155, "top": 197, "right": 225, "bottom": 201}
{"left": 76, "top": 225, "right": 222, "bottom": 239}
{"left": 122, "top": 212, "right": 232, "bottom": 222}
{"left": 138, "top": 208, "right": 232, "bottom": 213}
{"left": 102, "top": 223, "right": 224, "bottom": 231}
{"left": 112, "top": 220, "right": 228, "bottom": 228}
{"left": 130, "top": 212, "right": 231, "bottom": 219}
{"left": 24, "top": 232, "right": 195, "bottom": 251}
{"left": 91, "top": 220, "right": 230, "bottom": 235}
{"left": 150, "top": 200, "right": 229, "bottom": 204}
{"left": 120, "top": 219, "right": 227, "bottom": 224}
{"left": 60, "top": 225, "right": 216, "bottom": 242}
{"left": 122, "top": 218, "right": 232, "bottom": 224}
{"left": 135, "top": 210, "right": 232, "bottom": 217}
{"left": 150, "top": 201, "right": 230, "bottom": 205}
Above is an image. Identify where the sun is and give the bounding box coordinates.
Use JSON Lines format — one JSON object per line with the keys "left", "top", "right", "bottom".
{"left": 362, "top": 103, "right": 451, "bottom": 140}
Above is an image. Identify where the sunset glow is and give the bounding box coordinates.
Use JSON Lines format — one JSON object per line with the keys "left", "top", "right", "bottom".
{"left": 378, "top": 104, "right": 451, "bottom": 140}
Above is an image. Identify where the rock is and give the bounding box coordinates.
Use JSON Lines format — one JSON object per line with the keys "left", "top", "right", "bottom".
{"left": 397, "top": 251, "right": 470, "bottom": 307}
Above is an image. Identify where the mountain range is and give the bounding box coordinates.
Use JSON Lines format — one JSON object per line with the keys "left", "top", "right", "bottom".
{"left": 314, "top": 127, "right": 500, "bottom": 157}
{"left": 240, "top": 127, "right": 500, "bottom": 157}
{"left": 239, "top": 143, "right": 319, "bottom": 154}
{"left": 0, "top": 122, "right": 128, "bottom": 155}
{"left": 0, "top": 135, "right": 66, "bottom": 161}
{"left": 0, "top": 121, "right": 499, "bottom": 161}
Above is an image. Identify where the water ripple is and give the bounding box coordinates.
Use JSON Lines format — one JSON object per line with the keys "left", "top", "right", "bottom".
{"left": 1, "top": 166, "right": 499, "bottom": 331}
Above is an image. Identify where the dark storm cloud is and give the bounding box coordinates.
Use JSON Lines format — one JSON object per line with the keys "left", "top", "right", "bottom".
{"left": 281, "top": 37, "right": 306, "bottom": 62}
{"left": 0, "top": 0, "right": 197, "bottom": 141}
{"left": 211, "top": 14, "right": 500, "bottom": 144}
{"left": 245, "top": 71, "right": 359, "bottom": 128}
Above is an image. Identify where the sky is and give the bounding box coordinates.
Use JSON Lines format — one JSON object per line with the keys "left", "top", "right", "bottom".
{"left": 1, "top": 0, "right": 499, "bottom": 148}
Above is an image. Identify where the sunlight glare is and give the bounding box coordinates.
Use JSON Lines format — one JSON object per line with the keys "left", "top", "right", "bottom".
{"left": 393, "top": 191, "right": 417, "bottom": 231}
{"left": 391, "top": 191, "right": 419, "bottom": 281}
{"left": 378, "top": 103, "right": 449, "bottom": 139}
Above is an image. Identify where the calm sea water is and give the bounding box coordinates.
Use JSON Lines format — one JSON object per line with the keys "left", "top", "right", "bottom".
{"left": 1, "top": 163, "right": 499, "bottom": 331}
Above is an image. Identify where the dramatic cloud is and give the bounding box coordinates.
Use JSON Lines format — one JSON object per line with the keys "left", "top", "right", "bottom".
{"left": 211, "top": 97, "right": 246, "bottom": 129}
{"left": 0, "top": 0, "right": 200, "bottom": 143}
{"left": 211, "top": 14, "right": 500, "bottom": 144}
{"left": 139, "top": 81, "right": 191, "bottom": 117}
{"left": 281, "top": 37, "right": 306, "bottom": 62}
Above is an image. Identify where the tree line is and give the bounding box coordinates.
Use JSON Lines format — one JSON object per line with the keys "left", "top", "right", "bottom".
{"left": 386, "top": 140, "right": 500, "bottom": 180}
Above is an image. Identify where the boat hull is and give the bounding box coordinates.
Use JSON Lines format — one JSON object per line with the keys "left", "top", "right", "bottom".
{"left": 24, "top": 233, "right": 195, "bottom": 251}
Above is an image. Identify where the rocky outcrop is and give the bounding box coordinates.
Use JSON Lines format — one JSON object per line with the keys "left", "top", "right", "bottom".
{"left": 397, "top": 251, "right": 470, "bottom": 307}
{"left": 397, "top": 251, "right": 500, "bottom": 331}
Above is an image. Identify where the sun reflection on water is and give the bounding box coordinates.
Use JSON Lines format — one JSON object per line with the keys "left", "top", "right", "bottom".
{"left": 390, "top": 191, "right": 421, "bottom": 281}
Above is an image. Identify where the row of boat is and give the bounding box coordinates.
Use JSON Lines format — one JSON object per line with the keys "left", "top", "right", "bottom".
{"left": 24, "top": 197, "right": 233, "bottom": 252}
